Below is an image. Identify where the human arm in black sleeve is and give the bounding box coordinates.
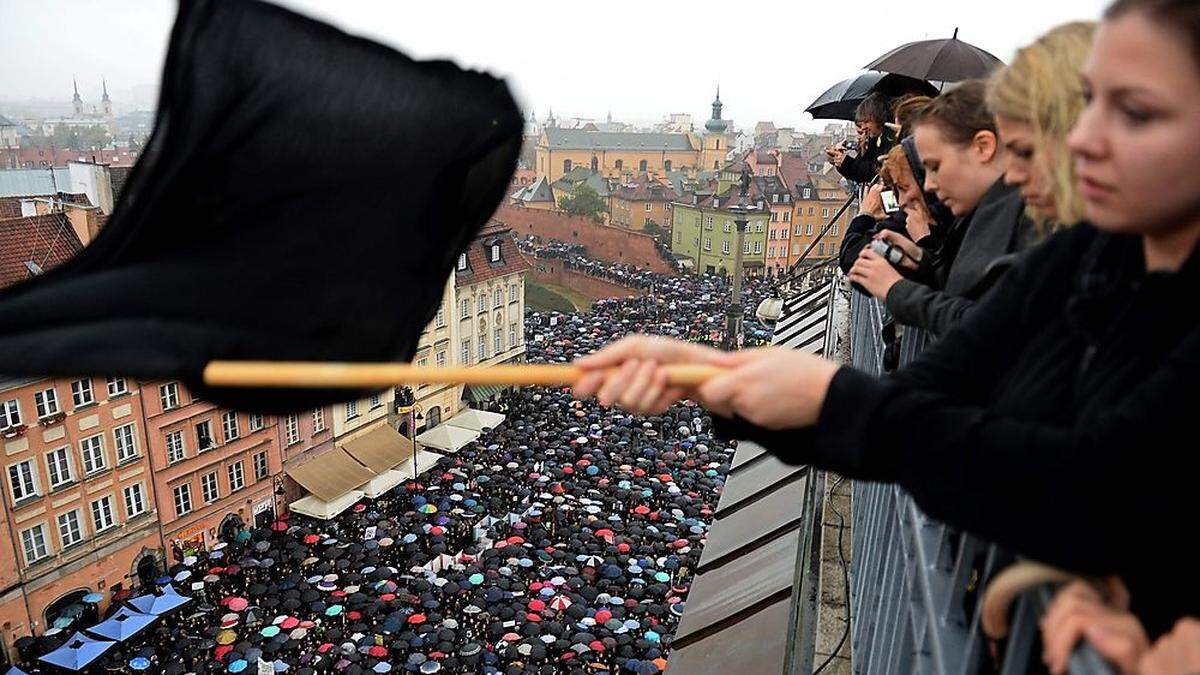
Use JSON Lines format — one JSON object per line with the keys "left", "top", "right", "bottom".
{"left": 835, "top": 154, "right": 879, "bottom": 184}
{"left": 883, "top": 278, "right": 977, "bottom": 337}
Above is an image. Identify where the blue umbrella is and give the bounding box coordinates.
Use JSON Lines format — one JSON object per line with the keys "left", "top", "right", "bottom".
{"left": 88, "top": 607, "right": 158, "bottom": 641}
{"left": 6, "top": 666, "right": 31, "bottom": 675}
{"left": 82, "top": 593, "right": 105, "bottom": 604}
{"left": 39, "top": 632, "right": 116, "bottom": 671}
{"left": 130, "top": 657, "right": 152, "bottom": 671}
{"left": 229, "top": 660, "right": 247, "bottom": 673}
{"left": 154, "top": 576, "right": 172, "bottom": 585}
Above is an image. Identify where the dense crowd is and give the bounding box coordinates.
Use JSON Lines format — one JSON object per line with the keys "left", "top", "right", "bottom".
{"left": 11, "top": 250, "right": 779, "bottom": 675}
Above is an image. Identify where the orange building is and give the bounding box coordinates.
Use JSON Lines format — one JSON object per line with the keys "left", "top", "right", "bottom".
{"left": 608, "top": 174, "right": 678, "bottom": 232}
{"left": 789, "top": 174, "right": 852, "bottom": 267}
{"left": 0, "top": 375, "right": 164, "bottom": 657}
{"left": 139, "top": 380, "right": 283, "bottom": 563}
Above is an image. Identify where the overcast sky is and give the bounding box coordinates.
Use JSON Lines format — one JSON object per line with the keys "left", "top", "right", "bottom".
{"left": 1, "top": 0, "right": 1108, "bottom": 130}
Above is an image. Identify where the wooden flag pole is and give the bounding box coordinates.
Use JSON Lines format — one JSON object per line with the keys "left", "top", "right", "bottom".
{"left": 202, "top": 361, "right": 725, "bottom": 389}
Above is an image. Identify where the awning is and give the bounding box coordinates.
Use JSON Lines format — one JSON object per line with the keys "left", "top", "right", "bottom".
{"left": 415, "top": 424, "right": 480, "bottom": 454}
{"left": 39, "top": 632, "right": 115, "bottom": 671}
{"left": 289, "top": 491, "right": 364, "bottom": 520}
{"left": 87, "top": 607, "right": 157, "bottom": 642}
{"left": 284, "top": 448, "right": 376, "bottom": 502}
{"left": 393, "top": 449, "right": 443, "bottom": 480}
{"left": 361, "top": 469, "right": 406, "bottom": 499}
{"left": 461, "top": 384, "right": 506, "bottom": 403}
{"left": 446, "top": 407, "right": 506, "bottom": 432}
{"left": 339, "top": 424, "right": 414, "bottom": 474}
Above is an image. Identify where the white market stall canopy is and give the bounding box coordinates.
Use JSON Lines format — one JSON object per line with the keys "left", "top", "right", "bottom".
{"left": 394, "top": 449, "right": 442, "bottom": 479}
{"left": 416, "top": 424, "right": 480, "bottom": 454}
{"left": 445, "top": 408, "right": 506, "bottom": 433}
{"left": 340, "top": 424, "right": 414, "bottom": 473}
{"left": 289, "top": 490, "right": 365, "bottom": 520}
{"left": 361, "top": 469, "right": 406, "bottom": 499}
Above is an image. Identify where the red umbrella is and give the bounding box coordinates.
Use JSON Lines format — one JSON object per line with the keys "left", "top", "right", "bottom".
{"left": 633, "top": 505, "right": 650, "bottom": 515}
{"left": 270, "top": 521, "right": 288, "bottom": 532}
{"left": 528, "top": 600, "right": 546, "bottom": 612}
{"left": 368, "top": 646, "right": 387, "bottom": 658}
{"left": 549, "top": 596, "right": 572, "bottom": 612}
{"left": 304, "top": 535, "right": 320, "bottom": 545}
{"left": 215, "top": 646, "right": 233, "bottom": 661}
{"left": 596, "top": 530, "right": 615, "bottom": 544}
{"left": 227, "top": 597, "right": 249, "bottom": 612}
{"left": 280, "top": 617, "right": 300, "bottom": 630}
{"left": 408, "top": 613, "right": 426, "bottom": 624}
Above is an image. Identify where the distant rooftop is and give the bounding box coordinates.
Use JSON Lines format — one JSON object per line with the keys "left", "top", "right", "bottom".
{"left": 541, "top": 128, "right": 695, "bottom": 152}
{"left": 0, "top": 167, "right": 73, "bottom": 198}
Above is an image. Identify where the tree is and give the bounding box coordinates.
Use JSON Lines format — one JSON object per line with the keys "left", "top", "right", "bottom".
{"left": 642, "top": 219, "right": 662, "bottom": 235}
{"left": 558, "top": 184, "right": 606, "bottom": 223}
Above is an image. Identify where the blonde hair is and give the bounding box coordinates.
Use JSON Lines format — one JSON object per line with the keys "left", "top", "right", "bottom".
{"left": 987, "top": 21, "right": 1097, "bottom": 228}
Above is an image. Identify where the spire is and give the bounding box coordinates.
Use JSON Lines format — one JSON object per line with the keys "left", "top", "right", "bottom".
{"left": 606, "top": 109, "right": 612, "bottom": 124}
{"left": 705, "top": 85, "right": 728, "bottom": 133}
{"left": 101, "top": 77, "right": 112, "bottom": 116}
{"left": 72, "top": 76, "right": 83, "bottom": 116}
{"left": 102, "top": 78, "right": 110, "bottom": 101}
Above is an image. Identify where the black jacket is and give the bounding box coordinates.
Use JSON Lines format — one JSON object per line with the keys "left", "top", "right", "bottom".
{"left": 836, "top": 129, "right": 896, "bottom": 184}
{"left": 885, "top": 179, "right": 1033, "bottom": 336}
{"left": 714, "top": 223, "right": 1200, "bottom": 636}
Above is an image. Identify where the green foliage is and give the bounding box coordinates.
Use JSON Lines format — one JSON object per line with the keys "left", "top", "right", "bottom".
{"left": 558, "top": 184, "right": 606, "bottom": 222}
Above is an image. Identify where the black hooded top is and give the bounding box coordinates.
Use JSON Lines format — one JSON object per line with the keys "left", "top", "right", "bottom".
{"left": 0, "top": 0, "right": 523, "bottom": 413}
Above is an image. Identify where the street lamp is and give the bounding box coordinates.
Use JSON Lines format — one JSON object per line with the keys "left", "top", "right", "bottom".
{"left": 724, "top": 170, "right": 756, "bottom": 351}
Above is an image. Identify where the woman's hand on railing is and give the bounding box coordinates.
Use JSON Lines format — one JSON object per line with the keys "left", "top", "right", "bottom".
{"left": 1041, "top": 579, "right": 1148, "bottom": 674}
{"left": 1139, "top": 618, "right": 1200, "bottom": 674}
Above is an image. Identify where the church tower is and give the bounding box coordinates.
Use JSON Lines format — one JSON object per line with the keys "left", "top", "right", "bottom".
{"left": 701, "top": 86, "right": 731, "bottom": 171}
{"left": 72, "top": 76, "right": 84, "bottom": 116}
{"left": 101, "top": 78, "right": 112, "bottom": 116}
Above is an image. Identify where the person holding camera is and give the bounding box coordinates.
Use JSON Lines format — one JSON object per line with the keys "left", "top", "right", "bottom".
{"left": 848, "top": 80, "right": 1033, "bottom": 337}
{"left": 826, "top": 92, "right": 896, "bottom": 184}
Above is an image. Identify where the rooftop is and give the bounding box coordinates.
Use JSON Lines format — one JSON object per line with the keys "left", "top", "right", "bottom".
{"left": 0, "top": 212, "right": 84, "bottom": 289}
{"left": 540, "top": 128, "right": 696, "bottom": 152}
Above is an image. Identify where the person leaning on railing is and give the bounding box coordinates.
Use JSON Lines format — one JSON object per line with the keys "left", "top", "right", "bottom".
{"left": 569, "top": 0, "right": 1200, "bottom": 663}
{"left": 847, "top": 81, "right": 1037, "bottom": 338}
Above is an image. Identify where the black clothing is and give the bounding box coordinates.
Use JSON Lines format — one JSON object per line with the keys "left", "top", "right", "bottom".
{"left": 838, "top": 212, "right": 908, "bottom": 276}
{"left": 0, "top": 0, "right": 523, "bottom": 413}
{"left": 836, "top": 129, "right": 896, "bottom": 184}
{"left": 714, "top": 222, "right": 1200, "bottom": 635}
{"left": 885, "top": 179, "right": 1033, "bottom": 336}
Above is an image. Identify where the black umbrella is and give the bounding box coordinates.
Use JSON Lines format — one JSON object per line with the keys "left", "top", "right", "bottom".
{"left": 864, "top": 28, "right": 1004, "bottom": 84}
{"left": 0, "top": 0, "right": 522, "bottom": 414}
{"left": 805, "top": 71, "right": 938, "bottom": 121}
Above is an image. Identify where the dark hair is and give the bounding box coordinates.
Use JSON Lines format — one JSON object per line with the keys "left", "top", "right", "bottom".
{"left": 911, "top": 80, "right": 997, "bottom": 146}
{"left": 854, "top": 93, "right": 891, "bottom": 126}
{"left": 1106, "top": 0, "right": 1200, "bottom": 67}
{"left": 893, "top": 94, "right": 932, "bottom": 139}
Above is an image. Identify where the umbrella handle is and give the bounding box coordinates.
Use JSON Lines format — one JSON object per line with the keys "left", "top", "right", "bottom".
{"left": 202, "top": 361, "right": 726, "bottom": 389}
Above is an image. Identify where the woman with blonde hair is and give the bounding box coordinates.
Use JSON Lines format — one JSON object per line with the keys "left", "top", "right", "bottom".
{"left": 987, "top": 21, "right": 1096, "bottom": 228}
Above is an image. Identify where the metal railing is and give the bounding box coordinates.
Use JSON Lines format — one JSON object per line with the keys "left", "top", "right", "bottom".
{"left": 844, "top": 286, "right": 1113, "bottom": 675}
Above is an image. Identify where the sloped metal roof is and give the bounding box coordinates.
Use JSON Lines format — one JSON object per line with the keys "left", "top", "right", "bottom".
{"left": 0, "top": 167, "right": 72, "bottom": 198}
{"left": 542, "top": 128, "right": 695, "bottom": 152}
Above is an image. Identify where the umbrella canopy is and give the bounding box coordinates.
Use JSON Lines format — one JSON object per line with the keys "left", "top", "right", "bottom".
{"left": 87, "top": 608, "right": 158, "bottom": 642}
{"left": 864, "top": 28, "right": 1004, "bottom": 83}
{"left": 39, "top": 632, "right": 116, "bottom": 671}
{"left": 0, "top": 0, "right": 522, "bottom": 414}
{"left": 806, "top": 71, "right": 938, "bottom": 121}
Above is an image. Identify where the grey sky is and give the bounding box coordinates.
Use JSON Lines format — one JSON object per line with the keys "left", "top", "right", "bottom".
{"left": 0, "top": 0, "right": 1108, "bottom": 130}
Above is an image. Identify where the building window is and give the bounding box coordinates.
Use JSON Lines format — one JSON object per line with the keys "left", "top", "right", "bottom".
{"left": 46, "top": 447, "right": 73, "bottom": 488}
{"left": 81, "top": 435, "right": 107, "bottom": 474}
{"left": 781, "top": 226, "right": 789, "bottom": 239}
{"left": 106, "top": 377, "right": 128, "bottom": 397}
{"left": 21, "top": 524, "right": 49, "bottom": 563}
{"left": 1, "top": 399, "right": 22, "bottom": 431}
{"left": 461, "top": 339, "right": 471, "bottom": 365}
{"left": 783, "top": 210, "right": 791, "bottom": 222}
{"left": 35, "top": 388, "right": 59, "bottom": 418}
{"left": 831, "top": 223, "right": 840, "bottom": 236}
{"left": 123, "top": 483, "right": 146, "bottom": 518}
{"left": 822, "top": 207, "right": 830, "bottom": 219}
{"left": 563, "top": 159, "right": 572, "bottom": 173}
{"left": 195, "top": 420, "right": 215, "bottom": 452}
{"left": 755, "top": 241, "right": 762, "bottom": 254}
{"left": 435, "top": 306, "right": 445, "bottom": 328}
{"left": 228, "top": 462, "right": 245, "bottom": 492}
{"left": 91, "top": 495, "right": 115, "bottom": 532}
{"left": 284, "top": 414, "right": 299, "bottom": 445}
{"left": 644, "top": 202, "right": 653, "bottom": 213}
{"left": 159, "top": 383, "right": 179, "bottom": 411}
{"left": 490, "top": 244, "right": 502, "bottom": 263}
{"left": 703, "top": 238, "right": 711, "bottom": 252}
{"left": 312, "top": 408, "right": 325, "bottom": 433}
{"left": 478, "top": 335, "right": 487, "bottom": 361}
{"left": 71, "top": 379, "right": 94, "bottom": 408}
{"left": 509, "top": 285, "right": 518, "bottom": 302}
{"left": 58, "top": 510, "right": 84, "bottom": 548}
{"left": 638, "top": 160, "right": 647, "bottom": 172}
{"left": 492, "top": 288, "right": 502, "bottom": 308}
{"left": 456, "top": 253, "right": 468, "bottom": 272}
{"left": 460, "top": 298, "right": 470, "bottom": 319}
{"left": 743, "top": 241, "right": 750, "bottom": 254}
{"left": 803, "top": 188, "right": 811, "bottom": 199}
{"left": 494, "top": 327, "right": 502, "bottom": 354}
{"left": 201, "top": 472, "right": 219, "bottom": 503}
{"left": 818, "top": 243, "right": 826, "bottom": 256}
{"left": 248, "top": 413, "right": 265, "bottom": 432}
{"left": 704, "top": 216, "right": 712, "bottom": 229}
{"left": 173, "top": 484, "right": 192, "bottom": 516}
{"left": 477, "top": 296, "right": 486, "bottom": 314}
{"left": 723, "top": 221, "right": 731, "bottom": 233}
{"left": 664, "top": 159, "right": 672, "bottom": 172}
{"left": 114, "top": 423, "right": 138, "bottom": 462}
{"left": 345, "top": 400, "right": 359, "bottom": 420}
{"left": 808, "top": 207, "right": 815, "bottom": 215}
{"left": 722, "top": 241, "right": 730, "bottom": 255}
{"left": 166, "top": 430, "right": 187, "bottom": 464}
{"left": 253, "top": 451, "right": 269, "bottom": 481}
{"left": 8, "top": 459, "right": 38, "bottom": 502}
{"left": 805, "top": 223, "right": 814, "bottom": 236}
{"left": 509, "top": 324, "right": 517, "bottom": 348}
{"left": 614, "top": 159, "right": 623, "bottom": 170}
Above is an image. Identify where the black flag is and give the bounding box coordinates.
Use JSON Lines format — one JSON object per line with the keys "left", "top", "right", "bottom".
{"left": 0, "top": 0, "right": 523, "bottom": 413}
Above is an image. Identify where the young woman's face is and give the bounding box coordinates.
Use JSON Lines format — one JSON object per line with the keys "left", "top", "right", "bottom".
{"left": 996, "top": 116, "right": 1057, "bottom": 221}
{"left": 914, "top": 124, "right": 1001, "bottom": 217}
{"left": 1068, "top": 13, "right": 1200, "bottom": 234}
{"left": 891, "top": 161, "right": 925, "bottom": 213}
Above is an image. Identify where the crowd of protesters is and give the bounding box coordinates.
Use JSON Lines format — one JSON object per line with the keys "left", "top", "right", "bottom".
{"left": 570, "top": 0, "right": 1200, "bottom": 672}
{"left": 7, "top": 243, "right": 783, "bottom": 675}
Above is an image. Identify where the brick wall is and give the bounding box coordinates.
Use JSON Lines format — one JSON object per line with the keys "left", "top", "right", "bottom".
{"left": 528, "top": 258, "right": 647, "bottom": 304}
{"left": 495, "top": 205, "right": 677, "bottom": 276}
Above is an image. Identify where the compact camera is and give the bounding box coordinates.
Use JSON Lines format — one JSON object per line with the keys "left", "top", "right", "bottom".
{"left": 869, "top": 239, "right": 905, "bottom": 266}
